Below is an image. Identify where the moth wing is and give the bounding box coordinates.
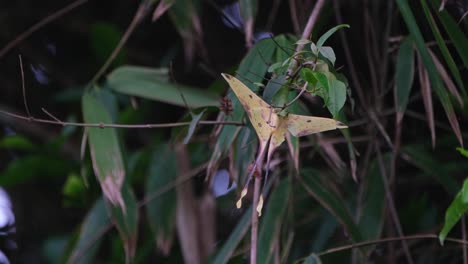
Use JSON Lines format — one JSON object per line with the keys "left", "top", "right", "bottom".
{"left": 222, "top": 73, "right": 276, "bottom": 143}
{"left": 221, "top": 73, "right": 271, "bottom": 111}
{"left": 286, "top": 114, "right": 347, "bottom": 137}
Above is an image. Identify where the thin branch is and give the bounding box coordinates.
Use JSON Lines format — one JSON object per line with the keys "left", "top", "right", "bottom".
{"left": 282, "top": 82, "right": 308, "bottom": 109}
{"left": 18, "top": 54, "right": 32, "bottom": 118}
{"left": 0, "top": 109, "right": 243, "bottom": 128}
{"left": 0, "top": 0, "right": 89, "bottom": 59}
{"left": 317, "top": 233, "right": 468, "bottom": 257}
{"left": 41, "top": 107, "right": 64, "bottom": 124}
{"left": 250, "top": 177, "right": 261, "bottom": 264}
{"left": 88, "top": 1, "right": 152, "bottom": 85}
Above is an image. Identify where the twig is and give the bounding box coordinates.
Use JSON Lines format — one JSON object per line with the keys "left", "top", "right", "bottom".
{"left": 376, "top": 147, "right": 414, "bottom": 264}
{"left": 317, "top": 233, "right": 468, "bottom": 257}
{"left": 18, "top": 54, "right": 32, "bottom": 118}
{"left": 0, "top": 0, "right": 89, "bottom": 59}
{"left": 0, "top": 109, "right": 243, "bottom": 128}
{"left": 282, "top": 82, "right": 308, "bottom": 109}
{"left": 88, "top": 1, "right": 152, "bottom": 85}
{"left": 41, "top": 108, "right": 63, "bottom": 124}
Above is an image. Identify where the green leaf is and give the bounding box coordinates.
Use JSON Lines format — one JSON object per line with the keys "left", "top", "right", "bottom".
{"left": 82, "top": 89, "right": 125, "bottom": 208}
{"left": 300, "top": 170, "right": 363, "bottom": 243}
{"left": 210, "top": 207, "right": 252, "bottom": 264}
{"left": 395, "top": 37, "right": 415, "bottom": 113}
{"left": 107, "top": 66, "right": 219, "bottom": 108}
{"left": 327, "top": 79, "right": 346, "bottom": 117}
{"left": 439, "top": 187, "right": 468, "bottom": 244}
{"left": 396, "top": 0, "right": 462, "bottom": 146}
{"left": 67, "top": 198, "right": 110, "bottom": 263}
{"left": 183, "top": 110, "right": 206, "bottom": 144}
{"left": 421, "top": 0, "right": 465, "bottom": 96}
{"left": 145, "top": 144, "right": 177, "bottom": 254}
{"left": 258, "top": 179, "right": 291, "bottom": 263}
{"left": 316, "top": 24, "right": 350, "bottom": 51}
{"left": 319, "top": 46, "right": 336, "bottom": 65}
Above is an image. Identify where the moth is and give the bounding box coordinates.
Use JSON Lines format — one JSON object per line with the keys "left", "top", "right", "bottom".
{"left": 221, "top": 73, "right": 347, "bottom": 215}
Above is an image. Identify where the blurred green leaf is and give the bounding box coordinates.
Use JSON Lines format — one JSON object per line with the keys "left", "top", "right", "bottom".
{"left": 456, "top": 147, "right": 468, "bottom": 158}
{"left": 264, "top": 75, "right": 287, "bottom": 104}
{"left": 258, "top": 178, "right": 291, "bottom": 263}
{"left": 403, "top": 146, "right": 459, "bottom": 195}
{"left": 107, "top": 66, "right": 219, "bottom": 108}
{"left": 90, "top": 22, "right": 126, "bottom": 65}
{"left": 359, "top": 157, "right": 385, "bottom": 240}
{"left": 303, "top": 254, "right": 322, "bottom": 264}
{"left": 0, "top": 155, "right": 73, "bottom": 187}
{"left": 63, "top": 173, "right": 86, "bottom": 207}
{"left": 145, "top": 144, "right": 177, "bottom": 255}
{"left": 106, "top": 184, "right": 139, "bottom": 262}
{"left": 68, "top": 198, "right": 110, "bottom": 264}
{"left": 300, "top": 170, "right": 363, "bottom": 243}
{"left": 183, "top": 110, "right": 205, "bottom": 144}
{"left": 210, "top": 207, "right": 252, "bottom": 264}
{"left": 439, "top": 186, "right": 468, "bottom": 244}
{"left": 0, "top": 135, "right": 36, "bottom": 150}
{"left": 395, "top": 37, "right": 415, "bottom": 113}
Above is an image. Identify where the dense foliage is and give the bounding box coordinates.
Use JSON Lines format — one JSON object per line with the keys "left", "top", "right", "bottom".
{"left": 0, "top": 0, "right": 467, "bottom": 263}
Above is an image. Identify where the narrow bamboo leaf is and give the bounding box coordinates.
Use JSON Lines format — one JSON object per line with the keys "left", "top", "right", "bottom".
{"left": 67, "top": 198, "right": 110, "bottom": 264}
{"left": 430, "top": 50, "right": 463, "bottom": 106}
{"left": 403, "top": 146, "right": 459, "bottom": 195}
{"left": 429, "top": 0, "right": 468, "bottom": 76}
{"left": 439, "top": 189, "right": 468, "bottom": 244}
{"left": 107, "top": 66, "right": 218, "bottom": 108}
{"left": 106, "top": 184, "right": 139, "bottom": 262}
{"left": 301, "top": 170, "right": 363, "bottom": 243}
{"left": 359, "top": 158, "right": 386, "bottom": 240}
{"left": 210, "top": 207, "right": 252, "bottom": 264}
{"left": 327, "top": 79, "right": 347, "bottom": 118}
{"left": 258, "top": 179, "right": 291, "bottom": 263}
{"left": 316, "top": 24, "right": 350, "bottom": 50}
{"left": 145, "top": 145, "right": 177, "bottom": 255}
{"left": 396, "top": 0, "right": 462, "bottom": 146}
{"left": 395, "top": 37, "right": 415, "bottom": 113}
{"left": 420, "top": 0, "right": 466, "bottom": 95}
{"left": 183, "top": 110, "right": 206, "bottom": 144}
{"left": 82, "top": 90, "right": 125, "bottom": 209}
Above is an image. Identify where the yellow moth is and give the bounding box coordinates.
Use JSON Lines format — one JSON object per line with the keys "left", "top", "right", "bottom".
{"left": 221, "top": 73, "right": 347, "bottom": 215}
